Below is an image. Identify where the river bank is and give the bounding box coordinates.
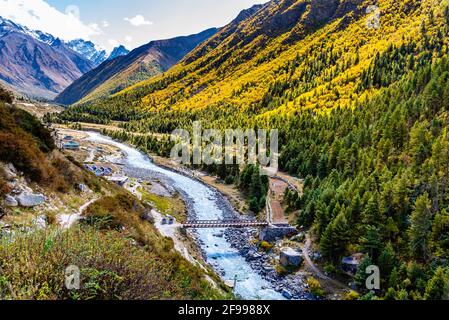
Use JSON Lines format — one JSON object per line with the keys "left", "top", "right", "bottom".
{"left": 73, "top": 130, "right": 288, "bottom": 300}
{"left": 56, "top": 127, "right": 352, "bottom": 300}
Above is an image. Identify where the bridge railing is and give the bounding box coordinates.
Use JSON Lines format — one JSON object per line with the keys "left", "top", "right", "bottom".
{"left": 182, "top": 220, "right": 268, "bottom": 229}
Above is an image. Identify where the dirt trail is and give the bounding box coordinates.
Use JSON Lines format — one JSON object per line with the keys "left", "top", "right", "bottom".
{"left": 58, "top": 197, "right": 99, "bottom": 229}
{"left": 301, "top": 233, "right": 350, "bottom": 292}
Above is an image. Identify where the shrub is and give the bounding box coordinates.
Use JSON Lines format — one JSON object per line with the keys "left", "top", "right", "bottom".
{"left": 0, "top": 227, "right": 228, "bottom": 300}
{"left": 307, "top": 277, "right": 325, "bottom": 298}
{"left": 260, "top": 241, "right": 274, "bottom": 252}
{"left": 0, "top": 167, "right": 12, "bottom": 194}
{"left": 0, "top": 86, "right": 12, "bottom": 104}
{"left": 345, "top": 290, "right": 360, "bottom": 300}
{"left": 324, "top": 263, "right": 337, "bottom": 275}
{"left": 275, "top": 265, "right": 289, "bottom": 276}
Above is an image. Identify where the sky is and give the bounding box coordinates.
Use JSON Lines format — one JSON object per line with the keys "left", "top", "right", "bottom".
{"left": 0, "top": 0, "right": 268, "bottom": 52}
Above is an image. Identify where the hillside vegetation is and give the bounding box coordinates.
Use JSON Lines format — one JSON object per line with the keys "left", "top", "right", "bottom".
{"left": 57, "top": 0, "right": 449, "bottom": 299}
{"left": 0, "top": 87, "right": 229, "bottom": 300}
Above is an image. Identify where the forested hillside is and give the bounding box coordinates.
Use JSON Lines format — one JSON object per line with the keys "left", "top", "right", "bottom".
{"left": 56, "top": 0, "right": 449, "bottom": 299}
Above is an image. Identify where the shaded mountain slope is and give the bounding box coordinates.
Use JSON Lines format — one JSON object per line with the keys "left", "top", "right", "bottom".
{"left": 55, "top": 28, "right": 218, "bottom": 105}
{"left": 0, "top": 17, "right": 94, "bottom": 99}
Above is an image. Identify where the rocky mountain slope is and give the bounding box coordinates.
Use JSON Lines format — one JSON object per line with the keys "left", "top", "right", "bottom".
{"left": 55, "top": 28, "right": 218, "bottom": 105}
{"left": 66, "top": 39, "right": 108, "bottom": 66}
{"left": 0, "top": 17, "right": 94, "bottom": 99}
{"left": 107, "top": 45, "right": 130, "bottom": 61}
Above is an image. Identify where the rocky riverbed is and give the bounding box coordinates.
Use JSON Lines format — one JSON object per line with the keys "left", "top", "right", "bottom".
{"left": 86, "top": 131, "right": 309, "bottom": 300}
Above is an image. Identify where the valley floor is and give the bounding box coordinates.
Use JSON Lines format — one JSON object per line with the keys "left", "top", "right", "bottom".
{"left": 52, "top": 122, "right": 352, "bottom": 300}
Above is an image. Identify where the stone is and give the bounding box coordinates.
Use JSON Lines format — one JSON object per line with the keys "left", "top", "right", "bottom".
{"left": 78, "top": 184, "right": 89, "bottom": 192}
{"left": 312, "top": 252, "right": 322, "bottom": 261}
{"left": 282, "top": 289, "right": 293, "bottom": 300}
{"left": 259, "top": 225, "right": 298, "bottom": 242}
{"left": 290, "top": 232, "right": 305, "bottom": 242}
{"left": 280, "top": 247, "right": 303, "bottom": 268}
{"left": 5, "top": 195, "right": 18, "bottom": 207}
{"left": 16, "top": 192, "right": 46, "bottom": 207}
{"left": 3, "top": 164, "right": 17, "bottom": 180}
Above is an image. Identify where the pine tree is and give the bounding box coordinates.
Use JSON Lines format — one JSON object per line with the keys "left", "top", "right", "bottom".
{"left": 432, "top": 209, "right": 449, "bottom": 253}
{"left": 360, "top": 225, "right": 382, "bottom": 258}
{"left": 379, "top": 242, "right": 397, "bottom": 276}
{"left": 408, "top": 193, "right": 432, "bottom": 261}
{"left": 320, "top": 211, "right": 350, "bottom": 261}
{"left": 424, "top": 267, "right": 449, "bottom": 300}
{"left": 355, "top": 256, "right": 373, "bottom": 288}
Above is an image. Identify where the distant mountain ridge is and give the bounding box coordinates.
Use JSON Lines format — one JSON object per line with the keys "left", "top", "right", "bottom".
{"left": 66, "top": 39, "right": 108, "bottom": 66}
{"left": 67, "top": 40, "right": 129, "bottom": 66}
{"left": 0, "top": 16, "right": 130, "bottom": 99}
{"left": 55, "top": 28, "right": 218, "bottom": 105}
{"left": 107, "top": 45, "right": 130, "bottom": 61}
{"left": 0, "top": 16, "right": 96, "bottom": 99}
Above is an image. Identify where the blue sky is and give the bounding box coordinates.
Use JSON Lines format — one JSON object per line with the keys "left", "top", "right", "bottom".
{"left": 1, "top": 0, "right": 268, "bottom": 51}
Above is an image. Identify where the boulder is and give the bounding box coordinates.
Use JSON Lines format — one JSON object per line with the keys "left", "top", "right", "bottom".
{"left": 5, "top": 195, "right": 18, "bottom": 207}
{"left": 282, "top": 289, "right": 293, "bottom": 300}
{"left": 280, "top": 247, "right": 303, "bottom": 268}
{"left": 260, "top": 225, "right": 298, "bottom": 241}
{"left": 17, "top": 192, "right": 46, "bottom": 207}
{"left": 78, "top": 184, "right": 89, "bottom": 192}
{"left": 3, "top": 164, "right": 17, "bottom": 181}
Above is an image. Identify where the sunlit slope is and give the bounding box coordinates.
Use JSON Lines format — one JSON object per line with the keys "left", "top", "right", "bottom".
{"left": 55, "top": 28, "right": 218, "bottom": 105}
{"left": 64, "top": 0, "right": 447, "bottom": 127}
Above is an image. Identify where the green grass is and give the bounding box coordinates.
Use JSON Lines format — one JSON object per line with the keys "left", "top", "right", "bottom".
{"left": 0, "top": 227, "right": 230, "bottom": 300}
{"left": 139, "top": 187, "right": 187, "bottom": 222}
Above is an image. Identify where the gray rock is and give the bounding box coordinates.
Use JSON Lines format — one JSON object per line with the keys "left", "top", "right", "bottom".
{"left": 5, "top": 195, "right": 18, "bottom": 207}
{"left": 312, "top": 252, "right": 322, "bottom": 261}
{"left": 260, "top": 225, "right": 298, "bottom": 241}
{"left": 78, "top": 184, "right": 89, "bottom": 192}
{"left": 290, "top": 232, "right": 305, "bottom": 242}
{"left": 17, "top": 192, "right": 46, "bottom": 207}
{"left": 280, "top": 247, "right": 303, "bottom": 268}
{"left": 282, "top": 289, "right": 292, "bottom": 300}
{"left": 3, "top": 164, "right": 17, "bottom": 180}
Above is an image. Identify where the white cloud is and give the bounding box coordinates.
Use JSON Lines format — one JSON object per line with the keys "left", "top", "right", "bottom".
{"left": 108, "top": 39, "right": 119, "bottom": 48}
{"left": 0, "top": 0, "right": 101, "bottom": 40}
{"left": 124, "top": 14, "right": 153, "bottom": 27}
{"left": 124, "top": 35, "right": 133, "bottom": 43}
{"left": 102, "top": 20, "right": 109, "bottom": 28}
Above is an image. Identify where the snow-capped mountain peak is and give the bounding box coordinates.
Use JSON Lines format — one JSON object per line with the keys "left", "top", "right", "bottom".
{"left": 66, "top": 39, "right": 108, "bottom": 66}
{"left": 0, "top": 16, "right": 112, "bottom": 67}
{"left": 0, "top": 16, "right": 55, "bottom": 44}
{"left": 107, "top": 45, "right": 130, "bottom": 61}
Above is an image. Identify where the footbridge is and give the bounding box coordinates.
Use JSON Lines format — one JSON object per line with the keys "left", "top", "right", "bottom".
{"left": 182, "top": 219, "right": 268, "bottom": 229}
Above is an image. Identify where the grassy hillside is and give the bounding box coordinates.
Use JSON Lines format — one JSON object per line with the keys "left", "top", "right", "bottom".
{"left": 0, "top": 87, "right": 229, "bottom": 300}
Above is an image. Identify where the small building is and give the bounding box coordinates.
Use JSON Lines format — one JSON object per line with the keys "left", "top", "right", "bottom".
{"left": 162, "top": 215, "right": 175, "bottom": 225}
{"left": 62, "top": 141, "right": 80, "bottom": 150}
{"left": 105, "top": 175, "right": 129, "bottom": 187}
{"left": 342, "top": 253, "right": 365, "bottom": 275}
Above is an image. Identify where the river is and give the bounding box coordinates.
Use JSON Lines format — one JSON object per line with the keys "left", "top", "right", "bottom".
{"left": 86, "top": 132, "right": 285, "bottom": 300}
